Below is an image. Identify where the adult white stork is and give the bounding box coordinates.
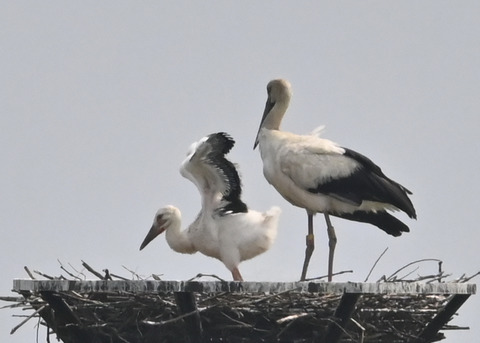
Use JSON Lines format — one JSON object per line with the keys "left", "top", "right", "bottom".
{"left": 140, "top": 132, "right": 280, "bottom": 281}
{"left": 254, "top": 79, "right": 416, "bottom": 281}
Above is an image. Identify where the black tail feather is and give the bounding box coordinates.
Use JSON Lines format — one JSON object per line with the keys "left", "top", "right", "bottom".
{"left": 341, "top": 148, "right": 417, "bottom": 219}
{"left": 334, "top": 211, "right": 410, "bottom": 237}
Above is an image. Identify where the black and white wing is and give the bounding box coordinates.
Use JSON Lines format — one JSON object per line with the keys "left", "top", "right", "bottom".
{"left": 180, "top": 132, "right": 247, "bottom": 215}
{"left": 279, "top": 137, "right": 416, "bottom": 236}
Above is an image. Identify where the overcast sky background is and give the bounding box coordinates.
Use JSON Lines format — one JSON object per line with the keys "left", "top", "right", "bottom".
{"left": 1, "top": 1, "right": 479, "bottom": 342}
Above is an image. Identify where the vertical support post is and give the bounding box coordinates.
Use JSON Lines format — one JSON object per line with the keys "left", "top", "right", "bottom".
{"left": 325, "top": 293, "right": 360, "bottom": 343}
{"left": 40, "top": 291, "right": 91, "bottom": 342}
{"left": 174, "top": 291, "right": 203, "bottom": 343}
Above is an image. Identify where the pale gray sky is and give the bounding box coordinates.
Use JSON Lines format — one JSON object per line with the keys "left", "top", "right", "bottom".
{"left": 1, "top": 1, "right": 479, "bottom": 341}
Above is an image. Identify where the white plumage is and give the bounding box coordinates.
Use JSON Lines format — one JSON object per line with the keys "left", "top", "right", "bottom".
{"left": 140, "top": 132, "right": 280, "bottom": 281}
{"left": 254, "top": 79, "right": 416, "bottom": 281}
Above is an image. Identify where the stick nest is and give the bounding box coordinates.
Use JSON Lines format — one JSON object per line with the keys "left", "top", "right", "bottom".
{"left": 2, "top": 260, "right": 477, "bottom": 343}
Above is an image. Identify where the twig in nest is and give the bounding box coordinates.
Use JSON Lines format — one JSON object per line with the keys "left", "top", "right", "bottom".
{"left": 458, "top": 271, "right": 480, "bottom": 283}
{"left": 24, "top": 266, "right": 35, "bottom": 280}
{"left": 246, "top": 287, "right": 302, "bottom": 306}
{"left": 364, "top": 247, "right": 389, "bottom": 282}
{"left": 276, "top": 312, "right": 309, "bottom": 324}
{"left": 121, "top": 265, "right": 143, "bottom": 280}
{"left": 0, "top": 296, "right": 24, "bottom": 304}
{"left": 414, "top": 271, "right": 450, "bottom": 284}
{"left": 221, "top": 311, "right": 252, "bottom": 328}
{"left": 350, "top": 318, "right": 365, "bottom": 343}
{"left": 187, "top": 273, "right": 226, "bottom": 282}
{"left": 198, "top": 292, "right": 229, "bottom": 306}
{"left": 81, "top": 260, "right": 105, "bottom": 280}
{"left": 57, "top": 260, "right": 82, "bottom": 281}
{"left": 142, "top": 309, "right": 198, "bottom": 326}
{"left": 385, "top": 259, "right": 443, "bottom": 282}
{"left": 324, "top": 317, "right": 356, "bottom": 340}
{"left": 45, "top": 321, "right": 50, "bottom": 343}
{"left": 304, "top": 269, "right": 353, "bottom": 281}
{"left": 68, "top": 262, "right": 86, "bottom": 280}
{"left": 110, "top": 273, "right": 129, "bottom": 281}
{"left": 33, "top": 270, "right": 56, "bottom": 280}
{"left": 10, "top": 305, "right": 46, "bottom": 335}
{"left": 277, "top": 313, "right": 310, "bottom": 338}
{"left": 396, "top": 266, "right": 420, "bottom": 281}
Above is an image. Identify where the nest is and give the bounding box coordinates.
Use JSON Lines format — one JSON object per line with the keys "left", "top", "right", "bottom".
{"left": 1, "top": 260, "right": 477, "bottom": 343}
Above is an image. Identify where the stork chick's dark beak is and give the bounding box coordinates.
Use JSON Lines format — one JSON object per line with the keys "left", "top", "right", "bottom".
{"left": 139, "top": 223, "right": 167, "bottom": 250}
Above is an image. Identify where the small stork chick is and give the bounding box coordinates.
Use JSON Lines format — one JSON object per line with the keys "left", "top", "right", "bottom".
{"left": 254, "top": 79, "right": 416, "bottom": 281}
{"left": 140, "top": 205, "right": 280, "bottom": 281}
{"left": 140, "top": 132, "right": 281, "bottom": 281}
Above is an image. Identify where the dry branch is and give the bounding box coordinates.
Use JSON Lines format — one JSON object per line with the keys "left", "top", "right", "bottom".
{"left": 81, "top": 260, "right": 105, "bottom": 280}
{"left": 304, "top": 269, "right": 353, "bottom": 281}
{"left": 10, "top": 305, "right": 46, "bottom": 335}
{"left": 364, "top": 247, "right": 389, "bottom": 282}
{"left": 385, "top": 258, "right": 443, "bottom": 281}
{"left": 23, "top": 266, "right": 35, "bottom": 280}
{"left": 57, "top": 260, "right": 82, "bottom": 281}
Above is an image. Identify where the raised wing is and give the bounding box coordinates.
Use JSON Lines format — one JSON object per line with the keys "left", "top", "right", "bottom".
{"left": 180, "top": 132, "right": 247, "bottom": 215}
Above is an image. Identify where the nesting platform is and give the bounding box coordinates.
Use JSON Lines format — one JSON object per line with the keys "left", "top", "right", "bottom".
{"left": 11, "top": 279, "right": 476, "bottom": 343}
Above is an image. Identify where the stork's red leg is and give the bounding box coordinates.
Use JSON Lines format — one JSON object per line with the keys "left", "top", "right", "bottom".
{"left": 232, "top": 267, "right": 243, "bottom": 281}
{"left": 324, "top": 213, "right": 337, "bottom": 282}
{"left": 300, "top": 213, "right": 315, "bottom": 281}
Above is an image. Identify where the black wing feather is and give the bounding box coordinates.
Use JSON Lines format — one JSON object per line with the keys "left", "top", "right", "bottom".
{"left": 205, "top": 133, "right": 248, "bottom": 215}
{"left": 311, "top": 148, "right": 416, "bottom": 219}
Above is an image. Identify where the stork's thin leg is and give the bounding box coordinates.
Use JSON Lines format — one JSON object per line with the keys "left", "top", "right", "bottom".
{"left": 300, "top": 214, "right": 315, "bottom": 281}
{"left": 232, "top": 267, "right": 243, "bottom": 281}
{"left": 324, "top": 214, "right": 337, "bottom": 282}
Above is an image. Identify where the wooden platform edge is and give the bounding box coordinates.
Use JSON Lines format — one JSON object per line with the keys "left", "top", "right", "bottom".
{"left": 13, "top": 279, "right": 477, "bottom": 295}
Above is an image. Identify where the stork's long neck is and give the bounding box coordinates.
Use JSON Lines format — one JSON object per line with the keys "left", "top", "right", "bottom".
{"left": 255, "top": 97, "right": 290, "bottom": 151}
{"left": 164, "top": 217, "right": 196, "bottom": 254}
{"left": 262, "top": 99, "right": 289, "bottom": 131}
{"left": 254, "top": 83, "right": 291, "bottom": 150}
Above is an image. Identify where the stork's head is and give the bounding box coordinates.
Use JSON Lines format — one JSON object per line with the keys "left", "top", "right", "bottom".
{"left": 254, "top": 79, "right": 292, "bottom": 149}
{"left": 139, "top": 206, "right": 180, "bottom": 250}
